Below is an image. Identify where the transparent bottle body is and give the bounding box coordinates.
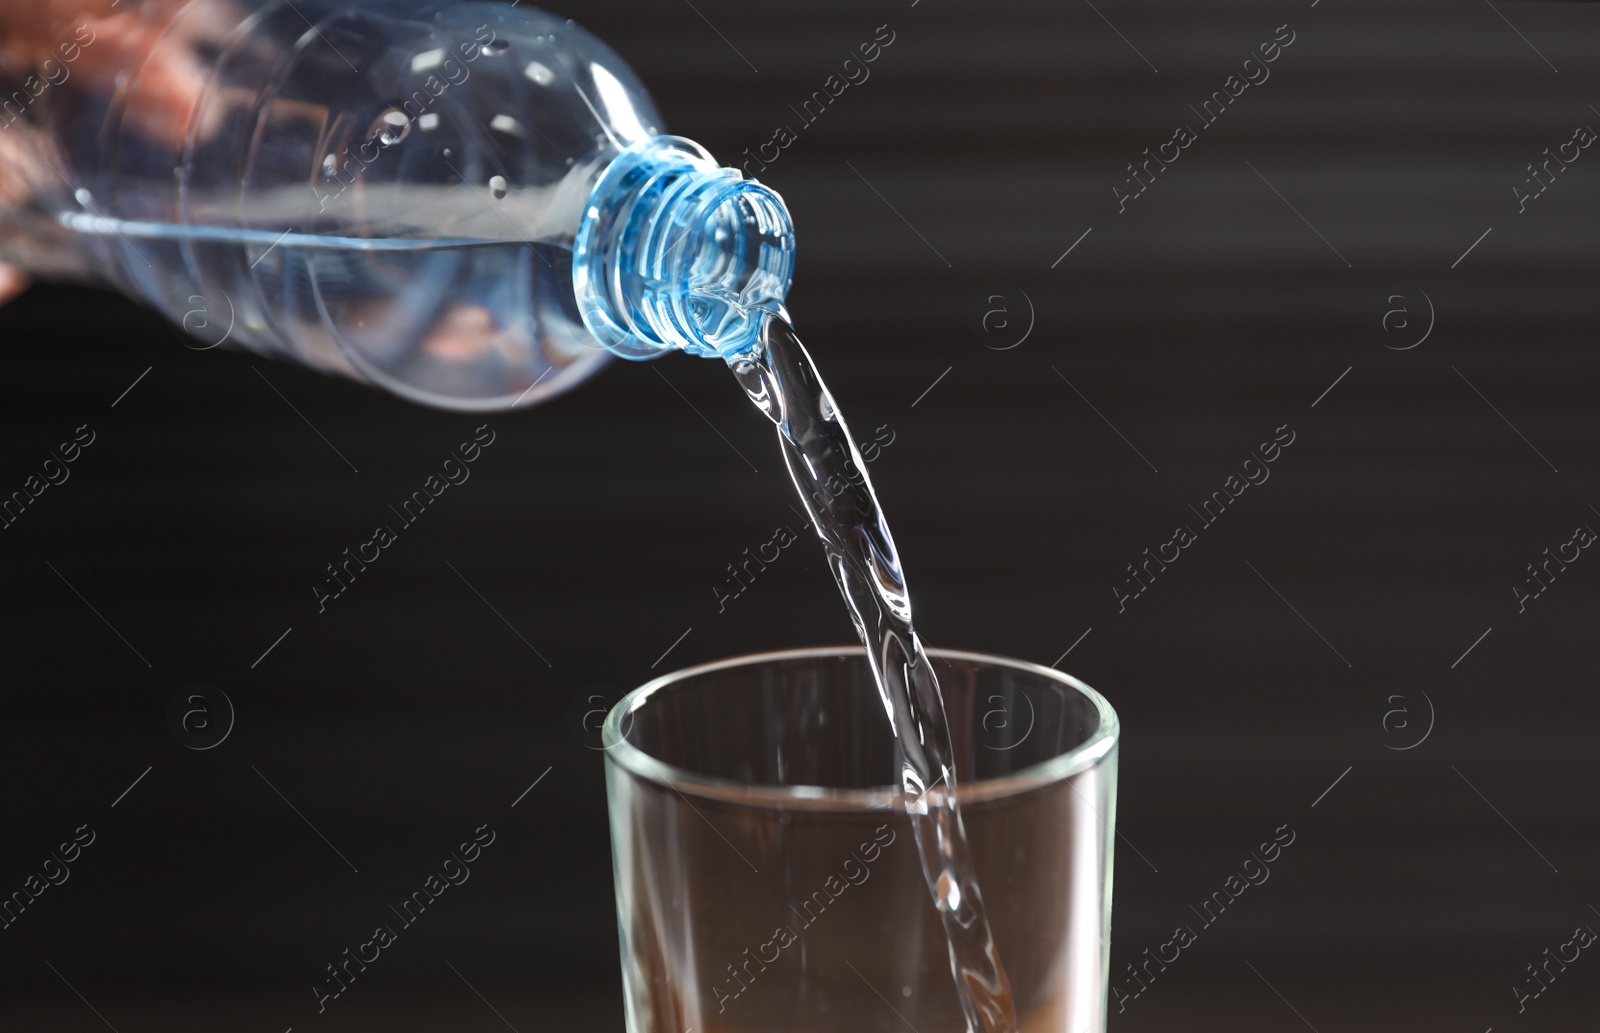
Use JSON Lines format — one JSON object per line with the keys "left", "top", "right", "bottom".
{"left": 604, "top": 649, "right": 1119, "bottom": 1033}
{"left": 0, "top": 0, "right": 673, "bottom": 409}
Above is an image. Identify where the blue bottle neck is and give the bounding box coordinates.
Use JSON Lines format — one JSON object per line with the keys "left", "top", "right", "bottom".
{"left": 573, "top": 136, "right": 795, "bottom": 361}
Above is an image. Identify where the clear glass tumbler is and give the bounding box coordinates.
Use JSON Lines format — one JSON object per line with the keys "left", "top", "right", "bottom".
{"left": 602, "top": 647, "right": 1119, "bottom": 1033}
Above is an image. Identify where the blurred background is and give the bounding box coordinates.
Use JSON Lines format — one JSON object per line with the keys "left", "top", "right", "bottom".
{"left": 4, "top": 0, "right": 1600, "bottom": 1029}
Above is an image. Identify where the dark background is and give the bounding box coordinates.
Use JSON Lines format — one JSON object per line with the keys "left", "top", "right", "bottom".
{"left": 5, "top": 0, "right": 1600, "bottom": 1029}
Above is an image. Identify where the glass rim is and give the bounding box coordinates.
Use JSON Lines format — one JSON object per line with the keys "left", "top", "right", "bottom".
{"left": 601, "top": 645, "right": 1119, "bottom": 810}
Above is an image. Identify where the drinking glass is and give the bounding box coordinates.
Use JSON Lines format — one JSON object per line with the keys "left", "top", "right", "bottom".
{"left": 602, "top": 647, "right": 1119, "bottom": 1033}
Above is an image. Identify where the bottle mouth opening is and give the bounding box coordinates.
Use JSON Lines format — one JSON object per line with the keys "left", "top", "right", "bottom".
{"left": 573, "top": 136, "right": 796, "bottom": 361}
{"left": 651, "top": 176, "right": 792, "bottom": 358}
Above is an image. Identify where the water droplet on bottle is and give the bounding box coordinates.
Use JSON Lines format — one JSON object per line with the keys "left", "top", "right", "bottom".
{"left": 488, "top": 175, "right": 508, "bottom": 200}
{"left": 490, "top": 114, "right": 525, "bottom": 137}
{"left": 936, "top": 870, "right": 962, "bottom": 913}
{"left": 376, "top": 108, "right": 410, "bottom": 146}
{"left": 322, "top": 153, "right": 337, "bottom": 176}
{"left": 480, "top": 38, "right": 511, "bottom": 57}
{"left": 73, "top": 188, "right": 93, "bottom": 207}
{"left": 819, "top": 391, "right": 837, "bottom": 421}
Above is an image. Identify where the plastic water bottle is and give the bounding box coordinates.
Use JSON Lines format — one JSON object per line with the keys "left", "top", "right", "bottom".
{"left": 0, "top": 0, "right": 795, "bottom": 409}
